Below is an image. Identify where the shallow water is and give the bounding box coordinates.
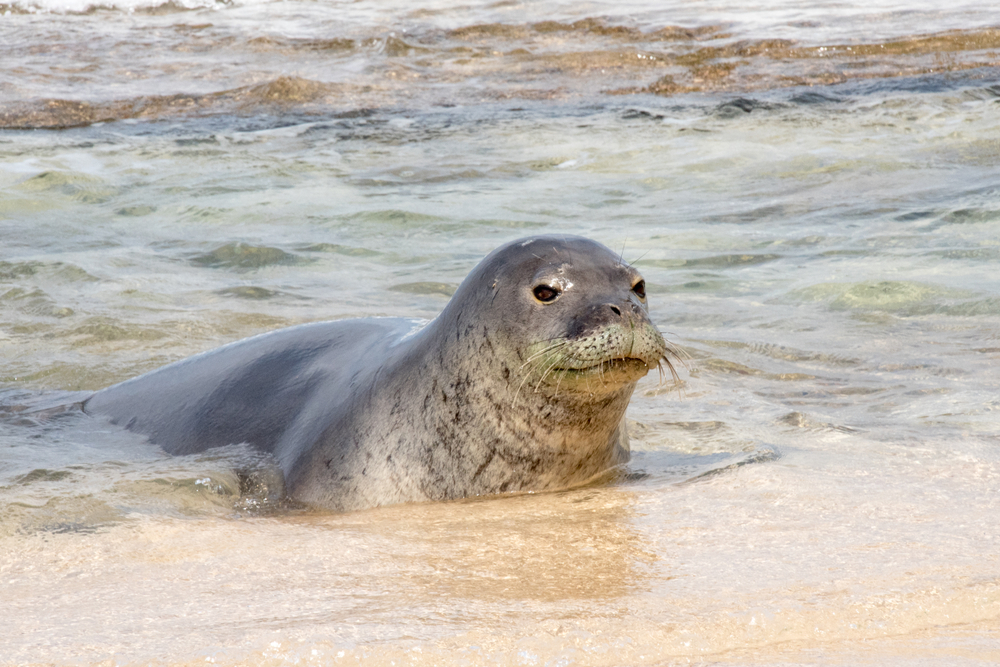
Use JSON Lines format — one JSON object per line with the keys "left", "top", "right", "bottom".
{"left": 2, "top": 0, "right": 1000, "bottom": 664}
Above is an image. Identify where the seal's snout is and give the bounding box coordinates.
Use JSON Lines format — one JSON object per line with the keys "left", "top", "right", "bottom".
{"left": 566, "top": 302, "right": 628, "bottom": 339}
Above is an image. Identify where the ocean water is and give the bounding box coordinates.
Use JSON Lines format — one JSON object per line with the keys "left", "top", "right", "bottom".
{"left": 2, "top": 0, "right": 1000, "bottom": 664}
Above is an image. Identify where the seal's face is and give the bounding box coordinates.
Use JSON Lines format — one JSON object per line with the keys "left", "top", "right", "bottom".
{"left": 474, "top": 236, "right": 675, "bottom": 400}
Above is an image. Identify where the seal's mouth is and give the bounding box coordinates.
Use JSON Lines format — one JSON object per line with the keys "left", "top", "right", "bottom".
{"left": 539, "top": 356, "right": 663, "bottom": 395}
{"left": 553, "top": 356, "right": 651, "bottom": 380}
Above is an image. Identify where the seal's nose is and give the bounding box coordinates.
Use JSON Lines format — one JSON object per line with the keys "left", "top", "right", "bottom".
{"left": 606, "top": 300, "right": 643, "bottom": 319}
{"left": 605, "top": 303, "right": 638, "bottom": 329}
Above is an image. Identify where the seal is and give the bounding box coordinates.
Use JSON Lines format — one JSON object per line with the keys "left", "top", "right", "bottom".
{"left": 84, "top": 235, "right": 675, "bottom": 512}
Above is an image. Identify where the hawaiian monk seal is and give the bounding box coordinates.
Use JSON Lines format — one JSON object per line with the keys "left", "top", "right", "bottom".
{"left": 84, "top": 235, "right": 676, "bottom": 512}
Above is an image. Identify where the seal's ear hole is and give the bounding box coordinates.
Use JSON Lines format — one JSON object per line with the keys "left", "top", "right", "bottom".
{"left": 533, "top": 284, "right": 561, "bottom": 303}
{"left": 632, "top": 280, "right": 646, "bottom": 300}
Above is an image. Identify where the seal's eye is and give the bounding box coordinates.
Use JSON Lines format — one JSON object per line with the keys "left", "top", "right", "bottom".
{"left": 632, "top": 279, "right": 646, "bottom": 300}
{"left": 533, "top": 284, "right": 560, "bottom": 303}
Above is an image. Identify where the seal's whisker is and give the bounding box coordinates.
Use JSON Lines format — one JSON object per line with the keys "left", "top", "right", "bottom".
{"left": 552, "top": 367, "right": 567, "bottom": 399}
{"left": 512, "top": 344, "right": 567, "bottom": 408}
{"left": 532, "top": 355, "right": 566, "bottom": 396}
{"left": 659, "top": 356, "right": 687, "bottom": 399}
{"left": 531, "top": 334, "right": 573, "bottom": 346}
{"left": 511, "top": 367, "right": 537, "bottom": 409}
{"left": 660, "top": 335, "right": 692, "bottom": 365}
{"left": 524, "top": 336, "right": 569, "bottom": 352}
{"left": 625, "top": 250, "right": 650, "bottom": 268}
{"left": 519, "top": 340, "right": 568, "bottom": 370}
{"left": 658, "top": 353, "right": 681, "bottom": 386}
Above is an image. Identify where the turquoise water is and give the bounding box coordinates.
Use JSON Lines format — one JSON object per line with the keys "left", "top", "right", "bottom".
{"left": 2, "top": 0, "right": 1000, "bottom": 664}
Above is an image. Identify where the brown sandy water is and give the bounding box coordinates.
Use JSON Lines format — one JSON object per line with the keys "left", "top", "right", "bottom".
{"left": 2, "top": 0, "right": 1000, "bottom": 664}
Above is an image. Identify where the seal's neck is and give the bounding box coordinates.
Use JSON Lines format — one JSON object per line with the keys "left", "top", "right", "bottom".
{"left": 406, "top": 318, "right": 635, "bottom": 499}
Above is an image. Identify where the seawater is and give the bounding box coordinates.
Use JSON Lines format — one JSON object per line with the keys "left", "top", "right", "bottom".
{"left": 1, "top": 0, "right": 999, "bottom": 665}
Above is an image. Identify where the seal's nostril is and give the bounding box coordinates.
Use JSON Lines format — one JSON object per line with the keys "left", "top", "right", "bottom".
{"left": 610, "top": 305, "right": 622, "bottom": 316}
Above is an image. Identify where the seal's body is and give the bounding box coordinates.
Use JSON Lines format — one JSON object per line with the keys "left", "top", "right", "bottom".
{"left": 84, "top": 236, "right": 672, "bottom": 511}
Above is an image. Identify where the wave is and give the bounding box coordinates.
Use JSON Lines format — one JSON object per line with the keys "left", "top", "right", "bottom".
{"left": 0, "top": 0, "right": 265, "bottom": 14}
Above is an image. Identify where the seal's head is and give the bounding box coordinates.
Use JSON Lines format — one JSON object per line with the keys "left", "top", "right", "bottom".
{"left": 442, "top": 235, "right": 675, "bottom": 402}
